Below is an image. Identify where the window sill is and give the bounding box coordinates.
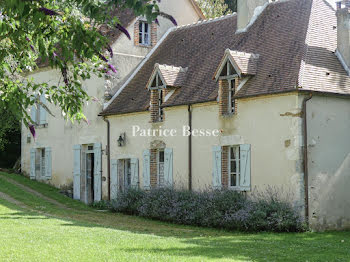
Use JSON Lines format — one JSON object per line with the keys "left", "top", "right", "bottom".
{"left": 35, "top": 123, "right": 48, "bottom": 129}
{"left": 221, "top": 112, "right": 236, "bottom": 118}
{"left": 137, "top": 44, "right": 152, "bottom": 48}
{"left": 228, "top": 186, "right": 250, "bottom": 192}
{"left": 150, "top": 119, "right": 164, "bottom": 124}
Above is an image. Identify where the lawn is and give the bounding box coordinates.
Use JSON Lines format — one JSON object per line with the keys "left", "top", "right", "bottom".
{"left": 0, "top": 172, "right": 349, "bottom": 261}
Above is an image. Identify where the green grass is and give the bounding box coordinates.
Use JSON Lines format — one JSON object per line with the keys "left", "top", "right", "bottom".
{"left": 0, "top": 172, "right": 349, "bottom": 261}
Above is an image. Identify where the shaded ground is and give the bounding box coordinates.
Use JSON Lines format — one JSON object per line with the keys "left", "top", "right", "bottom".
{"left": 0, "top": 172, "right": 349, "bottom": 262}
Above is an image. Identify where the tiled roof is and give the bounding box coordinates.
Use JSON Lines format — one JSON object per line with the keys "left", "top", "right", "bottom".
{"left": 101, "top": 0, "right": 350, "bottom": 116}
{"left": 228, "top": 50, "right": 260, "bottom": 75}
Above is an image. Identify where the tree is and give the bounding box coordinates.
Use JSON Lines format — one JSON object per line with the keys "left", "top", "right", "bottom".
{"left": 196, "top": 0, "right": 230, "bottom": 18}
{"left": 0, "top": 0, "right": 176, "bottom": 139}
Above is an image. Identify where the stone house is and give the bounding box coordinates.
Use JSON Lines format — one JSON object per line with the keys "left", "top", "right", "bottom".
{"left": 100, "top": 0, "right": 350, "bottom": 231}
{"left": 22, "top": 0, "right": 350, "bottom": 231}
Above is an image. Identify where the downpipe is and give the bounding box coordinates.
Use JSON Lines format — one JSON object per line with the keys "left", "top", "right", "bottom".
{"left": 103, "top": 117, "right": 111, "bottom": 201}
{"left": 302, "top": 93, "right": 313, "bottom": 225}
{"left": 188, "top": 104, "right": 192, "bottom": 191}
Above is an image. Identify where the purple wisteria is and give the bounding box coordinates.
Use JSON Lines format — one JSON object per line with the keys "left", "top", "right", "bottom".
{"left": 116, "top": 24, "right": 131, "bottom": 40}
{"left": 38, "top": 7, "right": 59, "bottom": 16}
{"left": 29, "top": 125, "right": 36, "bottom": 139}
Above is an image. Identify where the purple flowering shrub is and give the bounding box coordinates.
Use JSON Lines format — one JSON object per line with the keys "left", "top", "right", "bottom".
{"left": 110, "top": 188, "right": 306, "bottom": 232}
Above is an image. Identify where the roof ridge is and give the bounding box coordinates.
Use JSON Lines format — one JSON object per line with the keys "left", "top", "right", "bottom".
{"left": 174, "top": 13, "right": 237, "bottom": 30}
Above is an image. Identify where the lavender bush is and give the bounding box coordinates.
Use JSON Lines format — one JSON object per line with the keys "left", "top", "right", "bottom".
{"left": 110, "top": 188, "right": 306, "bottom": 232}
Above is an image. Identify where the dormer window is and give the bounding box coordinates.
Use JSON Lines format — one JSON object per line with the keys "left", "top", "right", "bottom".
{"left": 147, "top": 64, "right": 188, "bottom": 123}
{"left": 139, "top": 21, "right": 150, "bottom": 46}
{"left": 228, "top": 79, "right": 236, "bottom": 114}
{"left": 213, "top": 49, "right": 260, "bottom": 117}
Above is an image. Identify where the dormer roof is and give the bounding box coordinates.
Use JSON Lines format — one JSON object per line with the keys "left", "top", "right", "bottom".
{"left": 147, "top": 64, "right": 188, "bottom": 89}
{"left": 214, "top": 49, "right": 260, "bottom": 80}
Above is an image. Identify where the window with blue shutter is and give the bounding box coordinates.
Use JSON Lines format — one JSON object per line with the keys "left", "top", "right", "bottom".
{"left": 31, "top": 105, "right": 37, "bottom": 125}
{"left": 239, "top": 144, "right": 251, "bottom": 191}
{"left": 143, "top": 150, "right": 151, "bottom": 190}
{"left": 30, "top": 149, "right": 36, "bottom": 180}
{"left": 227, "top": 144, "right": 251, "bottom": 191}
{"left": 110, "top": 159, "right": 118, "bottom": 200}
{"left": 73, "top": 145, "right": 81, "bottom": 200}
{"left": 39, "top": 94, "right": 47, "bottom": 125}
{"left": 93, "top": 143, "right": 102, "bottom": 202}
{"left": 164, "top": 148, "right": 173, "bottom": 187}
{"left": 130, "top": 158, "right": 139, "bottom": 189}
{"left": 212, "top": 146, "right": 222, "bottom": 189}
{"left": 45, "top": 147, "right": 52, "bottom": 179}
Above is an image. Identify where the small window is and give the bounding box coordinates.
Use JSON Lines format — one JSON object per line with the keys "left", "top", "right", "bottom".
{"left": 139, "top": 21, "right": 150, "bottom": 46}
{"left": 32, "top": 94, "right": 47, "bottom": 126}
{"left": 228, "top": 79, "right": 235, "bottom": 114}
{"left": 229, "top": 146, "right": 240, "bottom": 188}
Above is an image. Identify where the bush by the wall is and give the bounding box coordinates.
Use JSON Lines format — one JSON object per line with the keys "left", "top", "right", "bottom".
{"left": 110, "top": 188, "right": 306, "bottom": 232}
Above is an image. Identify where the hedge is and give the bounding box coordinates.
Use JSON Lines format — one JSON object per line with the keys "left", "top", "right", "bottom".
{"left": 108, "top": 188, "right": 306, "bottom": 232}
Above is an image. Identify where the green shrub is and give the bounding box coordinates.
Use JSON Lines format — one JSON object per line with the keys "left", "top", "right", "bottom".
{"left": 109, "top": 187, "right": 306, "bottom": 232}
{"left": 90, "top": 200, "right": 111, "bottom": 210}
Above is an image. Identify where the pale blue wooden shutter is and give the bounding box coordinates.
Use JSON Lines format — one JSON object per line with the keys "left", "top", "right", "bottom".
{"left": 240, "top": 144, "right": 251, "bottom": 191}
{"left": 30, "top": 149, "right": 36, "bottom": 180}
{"left": 164, "top": 148, "right": 173, "bottom": 187}
{"left": 45, "top": 147, "right": 52, "bottom": 179}
{"left": 130, "top": 158, "right": 139, "bottom": 189}
{"left": 110, "top": 159, "right": 118, "bottom": 200}
{"left": 31, "top": 105, "right": 37, "bottom": 124}
{"left": 39, "top": 94, "right": 47, "bottom": 125}
{"left": 212, "top": 146, "right": 222, "bottom": 189}
{"left": 73, "top": 144, "right": 81, "bottom": 200}
{"left": 94, "top": 143, "right": 102, "bottom": 202}
{"left": 143, "top": 150, "right": 151, "bottom": 190}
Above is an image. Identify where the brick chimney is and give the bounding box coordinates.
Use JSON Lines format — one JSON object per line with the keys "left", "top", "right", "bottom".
{"left": 237, "top": 0, "right": 270, "bottom": 31}
{"left": 336, "top": 1, "right": 350, "bottom": 75}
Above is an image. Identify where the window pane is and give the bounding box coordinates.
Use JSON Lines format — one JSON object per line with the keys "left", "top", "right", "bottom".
{"left": 230, "top": 147, "right": 236, "bottom": 160}
{"left": 159, "top": 150, "right": 164, "bottom": 163}
{"left": 230, "top": 160, "right": 236, "bottom": 173}
{"left": 144, "top": 33, "right": 149, "bottom": 45}
{"left": 230, "top": 174, "right": 237, "bottom": 187}
{"left": 125, "top": 159, "right": 131, "bottom": 187}
{"left": 144, "top": 23, "right": 149, "bottom": 33}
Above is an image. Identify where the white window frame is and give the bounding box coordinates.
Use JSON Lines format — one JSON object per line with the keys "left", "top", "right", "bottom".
{"left": 139, "top": 21, "right": 151, "bottom": 46}
{"left": 124, "top": 159, "right": 132, "bottom": 189}
{"left": 35, "top": 148, "right": 46, "bottom": 179}
{"left": 158, "top": 88, "right": 164, "bottom": 122}
{"left": 228, "top": 79, "right": 236, "bottom": 114}
{"left": 228, "top": 146, "right": 240, "bottom": 189}
{"left": 157, "top": 149, "right": 165, "bottom": 187}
